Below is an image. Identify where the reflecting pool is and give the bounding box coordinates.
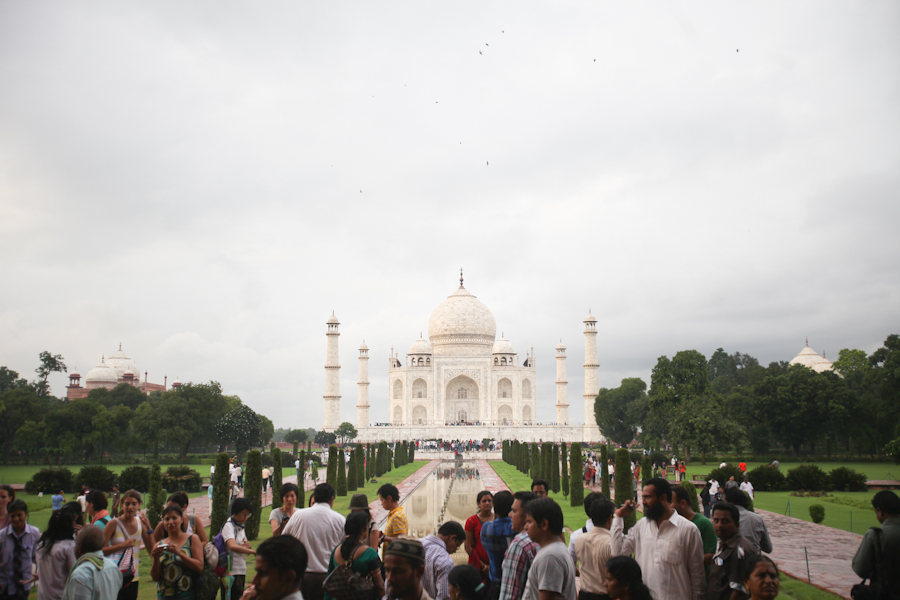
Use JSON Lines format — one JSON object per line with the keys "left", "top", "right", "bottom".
{"left": 397, "top": 461, "right": 486, "bottom": 538}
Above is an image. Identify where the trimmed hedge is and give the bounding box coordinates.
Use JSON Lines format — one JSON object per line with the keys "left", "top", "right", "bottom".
{"left": 25, "top": 467, "right": 74, "bottom": 494}
{"left": 681, "top": 481, "right": 700, "bottom": 513}
{"left": 809, "top": 504, "right": 825, "bottom": 523}
{"left": 746, "top": 465, "right": 785, "bottom": 492}
{"left": 829, "top": 467, "right": 868, "bottom": 492}
{"left": 244, "top": 451, "right": 262, "bottom": 540}
{"left": 615, "top": 449, "right": 635, "bottom": 532}
{"left": 118, "top": 466, "right": 150, "bottom": 493}
{"left": 271, "top": 449, "right": 283, "bottom": 509}
{"left": 147, "top": 463, "right": 164, "bottom": 529}
{"left": 75, "top": 466, "right": 117, "bottom": 491}
{"left": 706, "top": 465, "right": 744, "bottom": 487}
{"left": 210, "top": 453, "right": 231, "bottom": 534}
{"left": 786, "top": 465, "right": 830, "bottom": 492}
{"left": 162, "top": 466, "right": 203, "bottom": 493}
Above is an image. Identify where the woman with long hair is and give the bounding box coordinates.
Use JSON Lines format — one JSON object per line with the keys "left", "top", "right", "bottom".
{"left": 103, "top": 490, "right": 154, "bottom": 600}
{"left": 448, "top": 565, "right": 487, "bottom": 600}
{"left": 743, "top": 556, "right": 780, "bottom": 600}
{"left": 151, "top": 492, "right": 208, "bottom": 544}
{"left": 325, "top": 511, "right": 385, "bottom": 600}
{"left": 150, "top": 505, "right": 204, "bottom": 600}
{"left": 85, "top": 491, "right": 112, "bottom": 528}
{"left": 35, "top": 510, "right": 77, "bottom": 600}
{"left": 62, "top": 501, "right": 84, "bottom": 534}
{"left": 269, "top": 483, "right": 300, "bottom": 537}
{"left": 605, "top": 556, "right": 652, "bottom": 600}
{"left": 464, "top": 491, "right": 494, "bottom": 584}
{"left": 0, "top": 484, "right": 15, "bottom": 529}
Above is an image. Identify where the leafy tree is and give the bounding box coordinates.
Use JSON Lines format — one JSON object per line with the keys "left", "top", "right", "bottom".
{"left": 833, "top": 348, "right": 870, "bottom": 380}
{"left": 667, "top": 393, "right": 741, "bottom": 464}
{"left": 258, "top": 415, "right": 275, "bottom": 449}
{"left": 315, "top": 430, "right": 337, "bottom": 446}
{"left": 649, "top": 350, "right": 708, "bottom": 449}
{"left": 0, "top": 387, "right": 46, "bottom": 460}
{"left": 569, "top": 443, "right": 583, "bottom": 507}
{"left": 156, "top": 382, "right": 230, "bottom": 458}
{"left": 271, "top": 449, "right": 283, "bottom": 509}
{"left": 0, "top": 367, "right": 30, "bottom": 392}
{"left": 148, "top": 463, "right": 164, "bottom": 529}
{"left": 336, "top": 422, "right": 358, "bottom": 444}
{"left": 216, "top": 405, "right": 263, "bottom": 460}
{"left": 284, "top": 429, "right": 309, "bottom": 444}
{"left": 33, "top": 351, "right": 67, "bottom": 398}
{"left": 615, "top": 448, "right": 635, "bottom": 532}
{"left": 15, "top": 420, "right": 43, "bottom": 460}
{"left": 595, "top": 378, "right": 648, "bottom": 447}
{"left": 560, "top": 443, "right": 570, "bottom": 498}
{"left": 211, "top": 453, "right": 231, "bottom": 532}
{"left": 244, "top": 451, "right": 262, "bottom": 539}
{"left": 641, "top": 456, "right": 652, "bottom": 487}
{"left": 864, "top": 334, "right": 900, "bottom": 451}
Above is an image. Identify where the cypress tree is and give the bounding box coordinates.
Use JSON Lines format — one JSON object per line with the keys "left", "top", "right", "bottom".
{"left": 388, "top": 447, "right": 393, "bottom": 471}
{"left": 394, "top": 444, "right": 400, "bottom": 468}
{"left": 272, "top": 449, "right": 283, "bottom": 509}
{"left": 641, "top": 456, "right": 652, "bottom": 487}
{"left": 523, "top": 443, "right": 531, "bottom": 475}
{"left": 601, "top": 445, "right": 610, "bottom": 499}
{"left": 561, "top": 443, "right": 570, "bottom": 498}
{"left": 531, "top": 443, "right": 540, "bottom": 480}
{"left": 337, "top": 447, "right": 348, "bottom": 496}
{"left": 408, "top": 440, "right": 415, "bottom": 463}
{"left": 615, "top": 448, "right": 635, "bottom": 532}
{"left": 292, "top": 441, "right": 299, "bottom": 460}
{"left": 297, "top": 451, "right": 306, "bottom": 507}
{"left": 356, "top": 443, "right": 365, "bottom": 487}
{"left": 542, "top": 443, "right": 552, "bottom": 483}
{"left": 551, "top": 444, "right": 561, "bottom": 493}
{"left": 377, "top": 442, "right": 387, "bottom": 476}
{"left": 147, "top": 463, "right": 164, "bottom": 529}
{"left": 210, "top": 453, "right": 231, "bottom": 534}
{"left": 244, "top": 450, "right": 262, "bottom": 539}
{"left": 327, "top": 444, "right": 338, "bottom": 486}
{"left": 347, "top": 448, "right": 358, "bottom": 492}
{"left": 570, "top": 443, "right": 584, "bottom": 507}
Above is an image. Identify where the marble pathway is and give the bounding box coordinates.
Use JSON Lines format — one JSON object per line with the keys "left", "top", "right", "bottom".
{"left": 369, "top": 459, "right": 443, "bottom": 525}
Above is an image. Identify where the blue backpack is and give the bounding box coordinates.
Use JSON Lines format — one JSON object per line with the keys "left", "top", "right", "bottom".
{"left": 212, "top": 520, "right": 232, "bottom": 577}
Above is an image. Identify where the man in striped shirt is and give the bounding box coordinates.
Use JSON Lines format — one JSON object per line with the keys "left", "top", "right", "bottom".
{"left": 380, "top": 484, "right": 409, "bottom": 551}
{"left": 499, "top": 492, "right": 539, "bottom": 600}
{"left": 421, "top": 522, "right": 465, "bottom": 600}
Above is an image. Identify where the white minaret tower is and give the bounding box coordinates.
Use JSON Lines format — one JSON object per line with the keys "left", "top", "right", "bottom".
{"left": 555, "top": 341, "right": 569, "bottom": 424}
{"left": 323, "top": 313, "right": 341, "bottom": 432}
{"left": 357, "top": 341, "right": 370, "bottom": 428}
{"left": 583, "top": 311, "right": 602, "bottom": 442}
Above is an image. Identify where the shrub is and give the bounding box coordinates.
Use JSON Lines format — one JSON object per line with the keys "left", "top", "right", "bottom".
{"left": 829, "top": 467, "right": 868, "bottom": 492}
{"left": 25, "top": 467, "right": 74, "bottom": 494}
{"left": 162, "top": 466, "right": 202, "bottom": 493}
{"left": 75, "top": 466, "right": 117, "bottom": 491}
{"left": 561, "top": 443, "right": 570, "bottom": 498}
{"left": 327, "top": 445, "right": 338, "bottom": 486}
{"left": 147, "top": 463, "right": 164, "bottom": 529}
{"left": 786, "top": 465, "right": 830, "bottom": 491}
{"left": 809, "top": 504, "right": 825, "bottom": 523}
{"left": 570, "top": 443, "right": 584, "bottom": 507}
{"left": 244, "top": 450, "right": 262, "bottom": 540}
{"left": 210, "top": 453, "right": 231, "bottom": 534}
{"left": 117, "top": 466, "right": 150, "bottom": 493}
{"left": 271, "top": 449, "right": 283, "bottom": 510}
{"left": 706, "top": 465, "right": 744, "bottom": 488}
{"left": 347, "top": 448, "right": 357, "bottom": 492}
{"left": 615, "top": 448, "right": 635, "bottom": 532}
{"left": 746, "top": 465, "right": 785, "bottom": 492}
{"left": 681, "top": 481, "right": 700, "bottom": 513}
{"left": 551, "top": 445, "right": 561, "bottom": 494}
{"left": 641, "top": 456, "right": 652, "bottom": 487}
{"left": 357, "top": 443, "right": 366, "bottom": 488}
{"left": 600, "top": 445, "right": 610, "bottom": 498}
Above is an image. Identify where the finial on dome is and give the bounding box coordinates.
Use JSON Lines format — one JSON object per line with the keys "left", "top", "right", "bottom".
{"left": 101, "top": 354, "right": 105, "bottom": 362}
{"left": 806, "top": 337, "right": 809, "bottom": 346}
{"left": 119, "top": 342, "right": 122, "bottom": 351}
{"left": 460, "top": 268, "right": 464, "bottom": 287}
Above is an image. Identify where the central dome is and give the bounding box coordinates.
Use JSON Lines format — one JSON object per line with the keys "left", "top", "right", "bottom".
{"left": 428, "top": 285, "right": 496, "bottom": 347}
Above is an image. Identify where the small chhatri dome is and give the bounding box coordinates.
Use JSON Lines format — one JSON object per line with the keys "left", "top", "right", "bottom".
{"left": 584, "top": 311, "right": 597, "bottom": 323}
{"left": 556, "top": 341, "right": 566, "bottom": 350}
{"left": 492, "top": 336, "right": 515, "bottom": 355}
{"left": 327, "top": 313, "right": 340, "bottom": 324}
{"left": 85, "top": 355, "right": 118, "bottom": 383}
{"left": 359, "top": 341, "right": 369, "bottom": 350}
{"left": 410, "top": 337, "right": 433, "bottom": 354}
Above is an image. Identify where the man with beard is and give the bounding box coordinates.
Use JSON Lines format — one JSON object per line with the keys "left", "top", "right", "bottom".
{"left": 611, "top": 478, "right": 705, "bottom": 600}
{"left": 384, "top": 539, "right": 431, "bottom": 600}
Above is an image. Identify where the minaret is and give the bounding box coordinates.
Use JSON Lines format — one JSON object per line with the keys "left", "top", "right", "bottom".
{"left": 555, "top": 341, "right": 569, "bottom": 424}
{"left": 357, "top": 342, "right": 370, "bottom": 428}
{"left": 323, "top": 313, "right": 341, "bottom": 432}
{"left": 583, "top": 312, "right": 602, "bottom": 441}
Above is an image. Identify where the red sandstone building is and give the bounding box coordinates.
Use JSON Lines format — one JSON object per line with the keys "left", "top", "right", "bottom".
{"left": 66, "top": 343, "right": 180, "bottom": 399}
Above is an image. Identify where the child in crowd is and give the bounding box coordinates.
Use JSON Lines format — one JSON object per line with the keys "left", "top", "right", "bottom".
{"left": 0, "top": 500, "right": 40, "bottom": 600}
{"left": 222, "top": 498, "right": 255, "bottom": 600}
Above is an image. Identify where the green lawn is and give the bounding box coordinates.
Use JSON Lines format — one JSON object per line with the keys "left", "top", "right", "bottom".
{"left": 752, "top": 490, "right": 880, "bottom": 534}
{"left": 684, "top": 461, "right": 899, "bottom": 482}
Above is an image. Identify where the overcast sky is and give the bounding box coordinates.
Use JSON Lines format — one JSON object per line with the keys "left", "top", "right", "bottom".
{"left": 2, "top": 1, "right": 898, "bottom": 430}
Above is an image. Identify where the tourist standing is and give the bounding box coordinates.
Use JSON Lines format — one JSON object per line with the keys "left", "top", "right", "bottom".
{"left": 573, "top": 499, "right": 616, "bottom": 600}
{"left": 348, "top": 494, "right": 382, "bottom": 549}
{"left": 521, "top": 498, "right": 576, "bottom": 600}
{"left": 709, "top": 479, "right": 721, "bottom": 503}
{"left": 479, "top": 491, "right": 515, "bottom": 600}
{"left": 85, "top": 492, "right": 111, "bottom": 528}
{"left": 0, "top": 500, "right": 39, "bottom": 600}
{"left": 742, "top": 556, "right": 779, "bottom": 600}
{"left": 62, "top": 526, "right": 122, "bottom": 600}
{"left": 378, "top": 485, "right": 408, "bottom": 551}
{"left": 739, "top": 477, "right": 754, "bottom": 500}
{"left": 102, "top": 490, "right": 153, "bottom": 600}
{"left": 700, "top": 483, "right": 712, "bottom": 519}
{"left": 0, "top": 486, "right": 15, "bottom": 530}
{"left": 723, "top": 489, "right": 772, "bottom": 554}
{"left": 35, "top": 510, "right": 77, "bottom": 600}
{"left": 51, "top": 490, "right": 66, "bottom": 513}
{"left": 150, "top": 505, "right": 204, "bottom": 600}
{"left": 282, "top": 484, "right": 346, "bottom": 600}
{"left": 604, "top": 556, "right": 652, "bottom": 600}
{"left": 262, "top": 466, "right": 271, "bottom": 494}
{"left": 383, "top": 539, "right": 429, "bottom": 600}
{"left": 529, "top": 481, "right": 549, "bottom": 499}
{"left": 325, "top": 512, "right": 384, "bottom": 600}
{"left": 151, "top": 493, "right": 208, "bottom": 545}
{"left": 245, "top": 535, "right": 308, "bottom": 600}
{"left": 448, "top": 565, "right": 488, "bottom": 600}
{"left": 567, "top": 492, "right": 605, "bottom": 573}
{"left": 724, "top": 477, "right": 738, "bottom": 492}
{"left": 222, "top": 498, "right": 256, "bottom": 600}
{"left": 671, "top": 486, "right": 716, "bottom": 571}
{"left": 611, "top": 478, "right": 705, "bottom": 600}
{"left": 498, "top": 492, "right": 538, "bottom": 600}
{"left": 422, "top": 522, "right": 465, "bottom": 600}
{"left": 707, "top": 502, "right": 757, "bottom": 600}
{"left": 465, "top": 491, "right": 494, "bottom": 585}
{"left": 269, "top": 484, "right": 300, "bottom": 537}
{"left": 851, "top": 490, "right": 900, "bottom": 599}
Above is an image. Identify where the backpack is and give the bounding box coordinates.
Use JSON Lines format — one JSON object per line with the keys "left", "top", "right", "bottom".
{"left": 212, "top": 521, "right": 232, "bottom": 577}
{"left": 193, "top": 532, "right": 222, "bottom": 600}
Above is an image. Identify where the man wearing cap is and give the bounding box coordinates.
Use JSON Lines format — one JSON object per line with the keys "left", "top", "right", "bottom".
{"left": 349, "top": 493, "right": 383, "bottom": 549}
{"left": 385, "top": 539, "right": 431, "bottom": 600}
{"left": 422, "top": 522, "right": 465, "bottom": 600}
{"left": 282, "top": 483, "right": 345, "bottom": 600}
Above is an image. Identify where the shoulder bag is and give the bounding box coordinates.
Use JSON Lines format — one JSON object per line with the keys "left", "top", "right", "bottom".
{"left": 323, "top": 542, "right": 375, "bottom": 600}
{"left": 851, "top": 528, "right": 885, "bottom": 600}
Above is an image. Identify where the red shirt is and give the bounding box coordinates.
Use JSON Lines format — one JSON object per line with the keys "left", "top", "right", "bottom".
{"left": 739, "top": 462, "right": 747, "bottom": 472}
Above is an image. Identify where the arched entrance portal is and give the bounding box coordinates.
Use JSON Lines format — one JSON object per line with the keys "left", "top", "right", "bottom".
{"left": 445, "top": 375, "right": 479, "bottom": 423}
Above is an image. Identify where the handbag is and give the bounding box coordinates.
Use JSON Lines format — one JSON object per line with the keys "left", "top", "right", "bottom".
{"left": 193, "top": 535, "right": 223, "bottom": 600}
{"left": 116, "top": 546, "right": 135, "bottom": 587}
{"left": 850, "top": 528, "right": 885, "bottom": 600}
{"left": 323, "top": 543, "right": 375, "bottom": 600}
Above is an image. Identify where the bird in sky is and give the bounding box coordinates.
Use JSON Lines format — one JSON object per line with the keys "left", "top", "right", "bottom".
{"left": 502, "top": 30, "right": 505, "bottom": 33}
{"left": 486, "top": 161, "right": 489, "bottom": 166}
{"left": 593, "top": 59, "right": 596, "bottom": 62}
{"left": 737, "top": 49, "right": 739, "bottom": 52}
{"left": 360, "top": 190, "right": 362, "bottom": 193}
{"left": 479, "top": 50, "right": 482, "bottom": 55}
{"left": 486, "top": 43, "right": 489, "bottom": 46}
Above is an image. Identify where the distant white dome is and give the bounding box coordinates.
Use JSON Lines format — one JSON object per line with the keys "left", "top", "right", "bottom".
{"left": 790, "top": 342, "right": 824, "bottom": 369}
{"left": 106, "top": 345, "right": 140, "bottom": 379}
{"left": 327, "top": 314, "right": 340, "bottom": 324}
{"left": 428, "top": 285, "right": 496, "bottom": 345}
{"left": 584, "top": 313, "right": 597, "bottom": 323}
{"left": 556, "top": 342, "right": 566, "bottom": 351}
{"left": 85, "top": 357, "right": 119, "bottom": 383}
{"left": 492, "top": 337, "right": 515, "bottom": 355}
{"left": 359, "top": 342, "right": 369, "bottom": 350}
{"left": 410, "top": 338, "right": 433, "bottom": 354}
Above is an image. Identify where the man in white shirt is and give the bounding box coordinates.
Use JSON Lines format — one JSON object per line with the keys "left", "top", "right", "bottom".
{"left": 709, "top": 478, "right": 721, "bottom": 501}
{"left": 282, "top": 483, "right": 346, "bottom": 600}
{"left": 739, "top": 476, "right": 754, "bottom": 500}
{"left": 567, "top": 492, "right": 605, "bottom": 572}
{"left": 611, "top": 477, "right": 705, "bottom": 600}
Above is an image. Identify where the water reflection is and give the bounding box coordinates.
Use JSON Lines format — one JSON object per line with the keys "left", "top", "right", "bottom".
{"left": 404, "top": 462, "right": 485, "bottom": 538}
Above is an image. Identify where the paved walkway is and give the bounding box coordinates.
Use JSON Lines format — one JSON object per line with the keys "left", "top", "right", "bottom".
{"left": 758, "top": 509, "right": 861, "bottom": 599}
{"left": 372, "top": 459, "right": 442, "bottom": 526}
